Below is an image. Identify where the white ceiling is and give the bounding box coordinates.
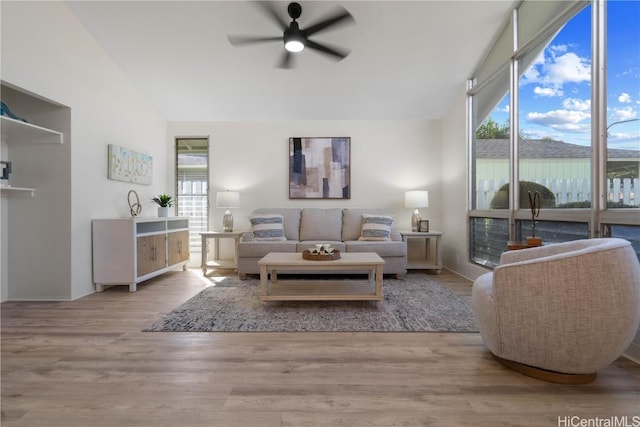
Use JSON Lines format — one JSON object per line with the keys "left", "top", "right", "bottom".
{"left": 65, "top": 1, "right": 514, "bottom": 122}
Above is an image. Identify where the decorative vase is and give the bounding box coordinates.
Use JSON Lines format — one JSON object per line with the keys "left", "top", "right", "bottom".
{"left": 157, "top": 207, "right": 170, "bottom": 217}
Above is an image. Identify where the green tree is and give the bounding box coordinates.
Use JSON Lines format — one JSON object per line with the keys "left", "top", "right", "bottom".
{"left": 476, "top": 117, "right": 509, "bottom": 139}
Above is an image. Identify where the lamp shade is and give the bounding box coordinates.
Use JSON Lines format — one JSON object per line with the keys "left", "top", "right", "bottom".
{"left": 404, "top": 190, "right": 429, "bottom": 208}
{"left": 215, "top": 191, "right": 239, "bottom": 208}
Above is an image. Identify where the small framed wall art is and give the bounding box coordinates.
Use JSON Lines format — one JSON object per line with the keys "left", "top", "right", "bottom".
{"left": 108, "top": 144, "right": 153, "bottom": 185}
{"left": 418, "top": 220, "right": 430, "bottom": 232}
{"left": 289, "top": 137, "right": 350, "bottom": 199}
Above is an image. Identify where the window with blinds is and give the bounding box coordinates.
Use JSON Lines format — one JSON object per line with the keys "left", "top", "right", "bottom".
{"left": 176, "top": 138, "right": 209, "bottom": 255}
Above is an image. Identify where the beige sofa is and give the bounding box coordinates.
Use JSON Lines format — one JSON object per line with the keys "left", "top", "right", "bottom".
{"left": 472, "top": 238, "right": 640, "bottom": 383}
{"left": 237, "top": 208, "right": 407, "bottom": 279}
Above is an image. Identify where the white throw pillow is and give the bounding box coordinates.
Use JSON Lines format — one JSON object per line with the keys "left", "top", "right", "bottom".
{"left": 249, "top": 214, "right": 286, "bottom": 241}
{"left": 358, "top": 214, "right": 393, "bottom": 241}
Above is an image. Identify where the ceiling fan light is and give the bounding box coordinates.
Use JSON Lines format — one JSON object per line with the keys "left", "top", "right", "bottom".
{"left": 285, "top": 39, "right": 304, "bottom": 52}
{"left": 284, "top": 22, "right": 305, "bottom": 53}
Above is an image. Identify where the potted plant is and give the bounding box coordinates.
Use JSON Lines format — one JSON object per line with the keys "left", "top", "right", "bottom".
{"left": 152, "top": 194, "right": 173, "bottom": 217}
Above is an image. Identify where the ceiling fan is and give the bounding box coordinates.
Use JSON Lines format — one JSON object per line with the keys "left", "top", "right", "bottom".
{"left": 227, "top": 2, "right": 355, "bottom": 69}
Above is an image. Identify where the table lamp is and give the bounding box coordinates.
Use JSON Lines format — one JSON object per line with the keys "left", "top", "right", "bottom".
{"left": 216, "top": 191, "right": 239, "bottom": 232}
{"left": 405, "top": 190, "right": 429, "bottom": 232}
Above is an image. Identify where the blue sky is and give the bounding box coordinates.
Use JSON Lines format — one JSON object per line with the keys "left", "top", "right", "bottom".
{"left": 489, "top": 1, "right": 640, "bottom": 150}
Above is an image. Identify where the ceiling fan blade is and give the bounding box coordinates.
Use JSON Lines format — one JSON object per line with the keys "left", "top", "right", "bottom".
{"left": 302, "top": 7, "right": 354, "bottom": 37}
{"left": 228, "top": 35, "right": 282, "bottom": 46}
{"left": 252, "top": 1, "right": 288, "bottom": 31}
{"left": 277, "top": 51, "right": 295, "bottom": 69}
{"left": 305, "top": 39, "right": 350, "bottom": 60}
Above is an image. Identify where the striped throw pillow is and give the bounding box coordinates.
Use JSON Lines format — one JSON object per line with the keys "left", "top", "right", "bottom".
{"left": 249, "top": 214, "right": 286, "bottom": 241}
{"left": 358, "top": 214, "right": 393, "bottom": 241}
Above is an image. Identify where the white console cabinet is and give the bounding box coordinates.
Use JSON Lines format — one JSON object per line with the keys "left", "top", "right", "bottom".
{"left": 92, "top": 217, "right": 190, "bottom": 292}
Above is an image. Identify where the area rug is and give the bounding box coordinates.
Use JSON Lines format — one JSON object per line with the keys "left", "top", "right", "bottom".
{"left": 144, "top": 275, "right": 478, "bottom": 332}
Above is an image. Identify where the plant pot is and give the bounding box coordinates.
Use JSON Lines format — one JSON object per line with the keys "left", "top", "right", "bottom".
{"left": 157, "top": 207, "right": 170, "bottom": 217}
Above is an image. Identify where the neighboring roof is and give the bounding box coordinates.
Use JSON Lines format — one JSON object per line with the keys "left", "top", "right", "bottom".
{"left": 477, "top": 139, "right": 640, "bottom": 159}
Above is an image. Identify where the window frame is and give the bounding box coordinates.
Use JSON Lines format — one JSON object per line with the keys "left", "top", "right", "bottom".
{"left": 467, "top": 0, "right": 639, "bottom": 268}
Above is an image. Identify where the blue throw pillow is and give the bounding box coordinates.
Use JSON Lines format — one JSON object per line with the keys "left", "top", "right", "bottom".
{"left": 249, "top": 214, "right": 286, "bottom": 241}
{"left": 358, "top": 214, "right": 393, "bottom": 241}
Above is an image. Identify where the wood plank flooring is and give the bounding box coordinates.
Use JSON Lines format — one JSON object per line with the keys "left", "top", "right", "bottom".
{"left": 2, "top": 269, "right": 639, "bottom": 426}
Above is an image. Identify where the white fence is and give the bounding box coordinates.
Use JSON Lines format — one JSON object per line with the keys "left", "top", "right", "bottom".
{"left": 475, "top": 178, "right": 639, "bottom": 209}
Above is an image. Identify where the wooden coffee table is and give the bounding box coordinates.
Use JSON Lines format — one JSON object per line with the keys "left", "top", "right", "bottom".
{"left": 258, "top": 252, "right": 385, "bottom": 308}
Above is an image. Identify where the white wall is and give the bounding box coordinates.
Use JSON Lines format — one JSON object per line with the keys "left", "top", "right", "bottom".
{"left": 1, "top": 2, "right": 167, "bottom": 299}
{"left": 440, "top": 85, "right": 491, "bottom": 281}
{"left": 167, "top": 120, "right": 441, "bottom": 237}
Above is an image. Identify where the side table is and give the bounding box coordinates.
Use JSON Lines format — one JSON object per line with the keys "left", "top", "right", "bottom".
{"left": 399, "top": 230, "right": 443, "bottom": 273}
{"left": 200, "top": 231, "right": 245, "bottom": 275}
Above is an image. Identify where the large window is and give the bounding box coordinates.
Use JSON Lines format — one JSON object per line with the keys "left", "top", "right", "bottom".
{"left": 606, "top": 1, "right": 640, "bottom": 208}
{"left": 468, "top": 0, "right": 639, "bottom": 268}
{"left": 518, "top": 4, "right": 592, "bottom": 209}
{"left": 473, "top": 94, "right": 510, "bottom": 210}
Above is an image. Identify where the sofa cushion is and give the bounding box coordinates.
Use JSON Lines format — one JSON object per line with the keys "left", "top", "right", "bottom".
{"left": 249, "top": 214, "right": 286, "bottom": 241}
{"left": 253, "top": 208, "right": 301, "bottom": 240}
{"left": 237, "top": 240, "right": 298, "bottom": 258}
{"left": 358, "top": 214, "right": 394, "bottom": 241}
{"left": 299, "top": 208, "right": 343, "bottom": 241}
{"left": 342, "top": 208, "right": 391, "bottom": 241}
{"left": 345, "top": 240, "right": 407, "bottom": 257}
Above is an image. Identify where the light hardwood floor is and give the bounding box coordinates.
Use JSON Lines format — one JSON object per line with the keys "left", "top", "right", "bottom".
{"left": 2, "top": 269, "right": 639, "bottom": 426}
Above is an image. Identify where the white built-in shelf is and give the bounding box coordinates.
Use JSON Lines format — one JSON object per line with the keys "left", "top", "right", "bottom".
{"left": 0, "top": 116, "right": 63, "bottom": 144}
{"left": 0, "top": 186, "right": 36, "bottom": 197}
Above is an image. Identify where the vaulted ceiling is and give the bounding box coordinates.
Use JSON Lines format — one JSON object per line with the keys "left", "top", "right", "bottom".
{"left": 66, "top": 1, "right": 515, "bottom": 121}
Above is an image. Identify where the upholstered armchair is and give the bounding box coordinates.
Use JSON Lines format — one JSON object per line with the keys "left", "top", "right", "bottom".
{"left": 472, "top": 238, "right": 640, "bottom": 384}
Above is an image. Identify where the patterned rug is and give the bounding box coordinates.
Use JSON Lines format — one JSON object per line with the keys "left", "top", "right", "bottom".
{"left": 144, "top": 274, "right": 478, "bottom": 332}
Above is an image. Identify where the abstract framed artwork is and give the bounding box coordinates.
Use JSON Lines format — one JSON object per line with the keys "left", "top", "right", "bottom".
{"left": 289, "top": 137, "right": 350, "bottom": 199}
{"left": 108, "top": 144, "right": 153, "bottom": 185}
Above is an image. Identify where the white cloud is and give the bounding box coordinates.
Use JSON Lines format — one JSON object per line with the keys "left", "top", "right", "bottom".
{"left": 527, "top": 109, "right": 591, "bottom": 132}
{"left": 550, "top": 44, "right": 569, "bottom": 54}
{"left": 521, "top": 51, "right": 546, "bottom": 84}
{"left": 562, "top": 98, "right": 591, "bottom": 111}
{"left": 534, "top": 86, "right": 563, "bottom": 97}
{"left": 618, "top": 92, "right": 632, "bottom": 103}
{"left": 521, "top": 48, "right": 591, "bottom": 98}
{"left": 609, "top": 106, "right": 638, "bottom": 122}
{"left": 544, "top": 52, "right": 591, "bottom": 85}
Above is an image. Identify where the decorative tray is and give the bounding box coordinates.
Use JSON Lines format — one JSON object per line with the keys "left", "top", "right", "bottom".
{"left": 302, "top": 249, "right": 341, "bottom": 261}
